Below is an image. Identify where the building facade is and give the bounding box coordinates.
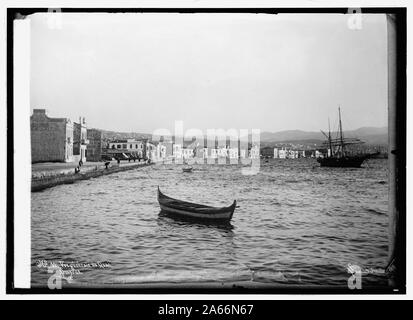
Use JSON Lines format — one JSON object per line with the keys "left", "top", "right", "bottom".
{"left": 73, "top": 118, "right": 88, "bottom": 163}
{"left": 86, "top": 128, "right": 103, "bottom": 162}
{"left": 106, "top": 139, "right": 146, "bottom": 159}
{"left": 30, "top": 109, "right": 74, "bottom": 163}
{"left": 274, "top": 147, "right": 307, "bottom": 159}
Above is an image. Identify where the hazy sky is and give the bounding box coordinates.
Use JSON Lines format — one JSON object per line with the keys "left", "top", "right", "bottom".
{"left": 30, "top": 13, "right": 388, "bottom": 133}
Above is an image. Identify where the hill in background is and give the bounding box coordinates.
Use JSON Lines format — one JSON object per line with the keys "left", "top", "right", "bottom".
{"left": 96, "top": 127, "right": 388, "bottom": 148}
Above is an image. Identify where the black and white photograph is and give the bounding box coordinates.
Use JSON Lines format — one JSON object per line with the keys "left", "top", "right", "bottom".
{"left": 4, "top": 3, "right": 407, "bottom": 298}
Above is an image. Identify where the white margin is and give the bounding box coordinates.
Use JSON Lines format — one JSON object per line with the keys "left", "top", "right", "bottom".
{"left": 13, "top": 19, "right": 31, "bottom": 289}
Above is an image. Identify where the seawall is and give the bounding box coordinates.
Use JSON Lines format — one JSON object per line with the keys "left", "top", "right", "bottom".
{"left": 31, "top": 162, "right": 152, "bottom": 192}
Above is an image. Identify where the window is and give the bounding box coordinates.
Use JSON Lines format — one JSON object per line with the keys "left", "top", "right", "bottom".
{"left": 117, "top": 144, "right": 121, "bottom": 149}
{"left": 111, "top": 145, "right": 115, "bottom": 149}
{"left": 136, "top": 144, "right": 138, "bottom": 149}
{"left": 130, "top": 144, "right": 132, "bottom": 149}
{"left": 123, "top": 144, "right": 127, "bottom": 149}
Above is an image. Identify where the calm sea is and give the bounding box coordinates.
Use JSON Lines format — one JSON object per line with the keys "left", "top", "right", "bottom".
{"left": 31, "top": 158, "right": 389, "bottom": 287}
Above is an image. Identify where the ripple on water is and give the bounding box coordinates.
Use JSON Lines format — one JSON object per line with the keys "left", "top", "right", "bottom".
{"left": 31, "top": 159, "right": 389, "bottom": 287}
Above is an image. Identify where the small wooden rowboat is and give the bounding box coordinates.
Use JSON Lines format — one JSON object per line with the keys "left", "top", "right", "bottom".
{"left": 157, "top": 187, "right": 236, "bottom": 221}
{"left": 182, "top": 167, "right": 193, "bottom": 173}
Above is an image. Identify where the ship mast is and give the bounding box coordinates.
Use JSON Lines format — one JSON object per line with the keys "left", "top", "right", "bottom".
{"left": 328, "top": 117, "right": 332, "bottom": 157}
{"left": 338, "top": 106, "right": 344, "bottom": 157}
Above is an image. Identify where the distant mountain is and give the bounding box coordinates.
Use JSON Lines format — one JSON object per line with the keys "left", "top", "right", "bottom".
{"left": 96, "top": 126, "right": 388, "bottom": 146}
{"left": 260, "top": 127, "right": 388, "bottom": 145}
{"left": 260, "top": 130, "right": 322, "bottom": 142}
{"left": 98, "top": 129, "right": 152, "bottom": 141}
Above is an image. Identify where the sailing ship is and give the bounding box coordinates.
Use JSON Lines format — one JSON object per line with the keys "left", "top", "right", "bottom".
{"left": 157, "top": 187, "right": 236, "bottom": 221}
{"left": 317, "top": 107, "right": 370, "bottom": 168}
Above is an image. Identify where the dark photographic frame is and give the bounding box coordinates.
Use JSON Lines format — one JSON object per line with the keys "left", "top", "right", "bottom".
{"left": 6, "top": 6, "right": 406, "bottom": 295}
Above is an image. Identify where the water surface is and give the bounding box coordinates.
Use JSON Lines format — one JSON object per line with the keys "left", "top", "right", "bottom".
{"left": 31, "top": 158, "right": 389, "bottom": 287}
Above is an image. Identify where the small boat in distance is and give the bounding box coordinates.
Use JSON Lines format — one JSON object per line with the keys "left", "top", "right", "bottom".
{"left": 317, "top": 107, "right": 371, "bottom": 168}
{"left": 182, "top": 159, "right": 193, "bottom": 173}
{"left": 157, "top": 187, "right": 236, "bottom": 222}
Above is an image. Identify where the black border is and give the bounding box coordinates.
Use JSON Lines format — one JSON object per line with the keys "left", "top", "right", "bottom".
{"left": 6, "top": 7, "right": 407, "bottom": 295}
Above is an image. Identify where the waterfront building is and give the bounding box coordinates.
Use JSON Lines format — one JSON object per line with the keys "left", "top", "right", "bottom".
{"left": 218, "top": 147, "right": 228, "bottom": 158}
{"left": 30, "top": 109, "right": 74, "bottom": 163}
{"left": 182, "top": 148, "right": 194, "bottom": 159}
{"left": 228, "top": 148, "right": 238, "bottom": 159}
{"left": 108, "top": 139, "right": 145, "bottom": 153}
{"left": 286, "top": 149, "right": 293, "bottom": 158}
{"left": 290, "top": 150, "right": 298, "bottom": 159}
{"left": 279, "top": 149, "right": 288, "bottom": 159}
{"left": 146, "top": 142, "right": 156, "bottom": 160}
{"left": 156, "top": 143, "right": 167, "bottom": 160}
{"left": 86, "top": 128, "right": 103, "bottom": 162}
{"left": 73, "top": 118, "right": 88, "bottom": 163}
{"left": 202, "top": 148, "right": 209, "bottom": 159}
{"left": 107, "top": 139, "right": 146, "bottom": 158}
{"left": 173, "top": 144, "right": 183, "bottom": 159}
{"left": 250, "top": 145, "right": 260, "bottom": 159}
{"left": 274, "top": 148, "right": 279, "bottom": 159}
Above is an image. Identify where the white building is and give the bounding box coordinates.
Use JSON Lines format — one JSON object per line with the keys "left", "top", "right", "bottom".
{"left": 279, "top": 149, "right": 288, "bottom": 159}
{"left": 156, "top": 144, "right": 167, "bottom": 160}
{"left": 173, "top": 144, "right": 183, "bottom": 159}
{"left": 250, "top": 145, "right": 260, "bottom": 159}
{"left": 315, "top": 150, "right": 324, "bottom": 158}
{"left": 217, "top": 147, "right": 228, "bottom": 158}
{"left": 200, "top": 148, "right": 208, "bottom": 159}
{"left": 108, "top": 139, "right": 144, "bottom": 152}
{"left": 108, "top": 139, "right": 145, "bottom": 158}
{"left": 228, "top": 148, "right": 238, "bottom": 159}
{"left": 146, "top": 142, "right": 157, "bottom": 160}
{"left": 182, "top": 148, "right": 194, "bottom": 159}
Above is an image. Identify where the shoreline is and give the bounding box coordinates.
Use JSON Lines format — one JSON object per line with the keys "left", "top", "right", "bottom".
{"left": 31, "top": 161, "right": 152, "bottom": 192}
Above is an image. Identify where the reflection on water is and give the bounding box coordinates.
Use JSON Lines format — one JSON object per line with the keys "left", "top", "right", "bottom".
{"left": 158, "top": 211, "right": 235, "bottom": 231}
{"left": 31, "top": 159, "right": 389, "bottom": 287}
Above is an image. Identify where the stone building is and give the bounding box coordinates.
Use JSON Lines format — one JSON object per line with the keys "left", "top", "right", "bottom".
{"left": 107, "top": 139, "right": 146, "bottom": 158}
{"left": 86, "top": 128, "right": 103, "bottom": 162}
{"left": 73, "top": 117, "right": 88, "bottom": 163}
{"left": 30, "top": 109, "right": 74, "bottom": 163}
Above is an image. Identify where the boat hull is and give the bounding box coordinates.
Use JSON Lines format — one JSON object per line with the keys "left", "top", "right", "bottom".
{"left": 157, "top": 187, "right": 236, "bottom": 221}
{"left": 317, "top": 156, "right": 367, "bottom": 168}
{"left": 159, "top": 204, "right": 234, "bottom": 220}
